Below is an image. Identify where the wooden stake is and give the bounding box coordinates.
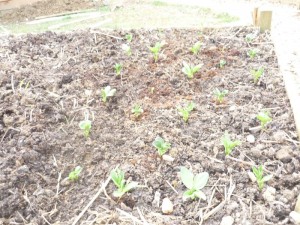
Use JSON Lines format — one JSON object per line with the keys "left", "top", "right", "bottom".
{"left": 258, "top": 10, "right": 272, "bottom": 32}
{"left": 252, "top": 7, "right": 259, "bottom": 26}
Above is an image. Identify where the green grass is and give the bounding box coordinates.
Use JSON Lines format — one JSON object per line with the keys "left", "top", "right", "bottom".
{"left": 0, "top": 3, "right": 240, "bottom": 34}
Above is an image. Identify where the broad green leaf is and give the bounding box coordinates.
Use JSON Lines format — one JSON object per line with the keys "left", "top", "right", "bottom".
{"left": 193, "top": 172, "right": 209, "bottom": 190}
{"left": 183, "top": 189, "right": 194, "bottom": 201}
{"left": 123, "top": 181, "right": 138, "bottom": 193}
{"left": 79, "top": 120, "right": 91, "bottom": 130}
{"left": 180, "top": 167, "right": 194, "bottom": 190}
{"left": 113, "top": 189, "right": 124, "bottom": 198}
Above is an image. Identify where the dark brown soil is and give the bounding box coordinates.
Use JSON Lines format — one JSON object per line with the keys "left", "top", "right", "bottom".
{"left": 0, "top": 27, "right": 299, "bottom": 225}
{"left": 0, "top": 0, "right": 99, "bottom": 24}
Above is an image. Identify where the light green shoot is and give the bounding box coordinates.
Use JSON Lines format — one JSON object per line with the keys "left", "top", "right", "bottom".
{"left": 101, "top": 86, "right": 116, "bottom": 103}
{"left": 121, "top": 44, "right": 131, "bottom": 56}
{"left": 68, "top": 166, "right": 82, "bottom": 182}
{"left": 110, "top": 168, "right": 138, "bottom": 198}
{"left": 245, "top": 33, "right": 256, "bottom": 42}
{"left": 114, "top": 63, "right": 122, "bottom": 76}
{"left": 256, "top": 111, "right": 272, "bottom": 128}
{"left": 149, "top": 42, "right": 162, "bottom": 62}
{"left": 152, "top": 136, "right": 171, "bottom": 156}
{"left": 182, "top": 61, "right": 202, "bottom": 79}
{"left": 219, "top": 59, "right": 226, "bottom": 68}
{"left": 180, "top": 167, "right": 209, "bottom": 201}
{"left": 125, "top": 33, "right": 133, "bottom": 42}
{"left": 251, "top": 68, "right": 264, "bottom": 83}
{"left": 213, "top": 88, "right": 228, "bottom": 103}
{"left": 177, "top": 102, "right": 195, "bottom": 122}
{"left": 190, "top": 41, "right": 202, "bottom": 54}
{"left": 252, "top": 165, "right": 272, "bottom": 191}
{"left": 221, "top": 131, "right": 241, "bottom": 156}
{"left": 247, "top": 49, "right": 258, "bottom": 59}
{"left": 131, "top": 104, "right": 143, "bottom": 117}
{"left": 19, "top": 79, "right": 30, "bottom": 90}
{"left": 79, "top": 111, "right": 92, "bottom": 138}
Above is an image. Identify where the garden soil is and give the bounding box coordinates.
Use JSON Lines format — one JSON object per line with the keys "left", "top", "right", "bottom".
{"left": 0, "top": 28, "right": 299, "bottom": 224}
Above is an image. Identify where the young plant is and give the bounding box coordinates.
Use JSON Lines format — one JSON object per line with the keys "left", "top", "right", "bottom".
{"left": 149, "top": 42, "right": 162, "bottom": 62}
{"left": 221, "top": 131, "right": 241, "bottom": 156}
{"left": 190, "top": 41, "right": 202, "bottom": 54}
{"left": 177, "top": 102, "right": 195, "bottom": 122}
{"left": 219, "top": 59, "right": 226, "bottom": 68}
{"left": 182, "top": 61, "right": 202, "bottom": 79}
{"left": 125, "top": 33, "right": 133, "bottom": 42}
{"left": 110, "top": 168, "right": 138, "bottom": 198}
{"left": 152, "top": 136, "right": 171, "bottom": 156}
{"left": 213, "top": 88, "right": 228, "bottom": 103}
{"left": 252, "top": 165, "right": 272, "bottom": 191}
{"left": 247, "top": 49, "right": 258, "bottom": 59}
{"left": 121, "top": 44, "right": 131, "bottom": 56}
{"left": 251, "top": 68, "right": 264, "bottom": 83}
{"left": 256, "top": 111, "right": 272, "bottom": 128}
{"left": 114, "top": 63, "right": 122, "bottom": 76}
{"left": 180, "top": 167, "right": 209, "bottom": 201}
{"left": 68, "top": 166, "right": 82, "bottom": 182}
{"left": 131, "top": 104, "right": 143, "bottom": 117}
{"left": 101, "top": 86, "right": 116, "bottom": 103}
{"left": 79, "top": 111, "right": 92, "bottom": 138}
{"left": 245, "top": 33, "right": 255, "bottom": 42}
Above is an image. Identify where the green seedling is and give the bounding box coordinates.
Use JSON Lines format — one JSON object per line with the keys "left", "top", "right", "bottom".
{"left": 213, "top": 88, "right": 228, "bottom": 103}
{"left": 182, "top": 61, "right": 202, "bottom": 79}
{"left": 68, "top": 166, "right": 82, "bottom": 182}
{"left": 114, "top": 63, "right": 122, "bottom": 76}
{"left": 252, "top": 165, "right": 272, "bottom": 191}
{"left": 190, "top": 41, "right": 202, "bottom": 54}
{"left": 125, "top": 33, "right": 133, "bottom": 42}
{"left": 221, "top": 131, "right": 241, "bottom": 156}
{"left": 79, "top": 111, "right": 92, "bottom": 138}
{"left": 110, "top": 168, "right": 138, "bottom": 198}
{"left": 247, "top": 49, "right": 258, "bottom": 59}
{"left": 101, "top": 86, "right": 116, "bottom": 103}
{"left": 180, "top": 167, "right": 209, "bottom": 201}
{"left": 131, "top": 104, "right": 143, "bottom": 117}
{"left": 245, "top": 33, "right": 256, "bottom": 42}
{"left": 177, "top": 102, "right": 195, "bottom": 122}
{"left": 251, "top": 68, "right": 264, "bottom": 83}
{"left": 219, "top": 59, "right": 226, "bottom": 68}
{"left": 256, "top": 111, "right": 272, "bottom": 128}
{"left": 152, "top": 136, "right": 171, "bottom": 156}
{"left": 149, "top": 42, "right": 162, "bottom": 62}
{"left": 121, "top": 44, "right": 131, "bottom": 56}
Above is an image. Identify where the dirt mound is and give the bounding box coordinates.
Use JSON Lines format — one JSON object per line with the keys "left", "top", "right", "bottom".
{"left": 0, "top": 28, "right": 298, "bottom": 224}
{"left": 0, "top": 0, "right": 100, "bottom": 24}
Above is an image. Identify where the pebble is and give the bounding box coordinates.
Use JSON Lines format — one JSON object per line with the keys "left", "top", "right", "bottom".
{"left": 290, "top": 211, "right": 300, "bottom": 224}
{"left": 263, "top": 186, "right": 276, "bottom": 202}
{"left": 162, "top": 154, "right": 174, "bottom": 162}
{"left": 220, "top": 216, "right": 234, "bottom": 225}
{"left": 161, "top": 197, "right": 173, "bottom": 214}
{"left": 282, "top": 189, "right": 295, "bottom": 202}
{"left": 229, "top": 105, "right": 236, "bottom": 111}
{"left": 276, "top": 147, "right": 292, "bottom": 163}
{"left": 248, "top": 171, "right": 257, "bottom": 183}
{"left": 246, "top": 134, "right": 255, "bottom": 143}
{"left": 273, "top": 130, "right": 286, "bottom": 142}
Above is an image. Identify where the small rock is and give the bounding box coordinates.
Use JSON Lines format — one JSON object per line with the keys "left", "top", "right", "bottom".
{"left": 276, "top": 147, "right": 292, "bottom": 163}
{"left": 162, "top": 154, "right": 174, "bottom": 162}
{"left": 273, "top": 130, "right": 286, "bottom": 143}
{"left": 290, "top": 211, "right": 300, "bottom": 224}
{"left": 263, "top": 186, "right": 276, "bottom": 202}
{"left": 282, "top": 189, "right": 295, "bottom": 202}
{"left": 248, "top": 171, "right": 257, "bottom": 183}
{"left": 229, "top": 105, "right": 236, "bottom": 111}
{"left": 220, "top": 216, "right": 234, "bottom": 225}
{"left": 246, "top": 134, "right": 255, "bottom": 143}
{"left": 295, "top": 194, "right": 300, "bottom": 213}
{"left": 152, "top": 191, "right": 161, "bottom": 208}
{"left": 61, "top": 178, "right": 71, "bottom": 186}
{"left": 161, "top": 197, "right": 173, "bottom": 214}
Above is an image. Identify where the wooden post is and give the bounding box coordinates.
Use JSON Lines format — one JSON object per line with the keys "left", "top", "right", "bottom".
{"left": 257, "top": 10, "right": 272, "bottom": 32}
{"left": 252, "top": 7, "right": 259, "bottom": 26}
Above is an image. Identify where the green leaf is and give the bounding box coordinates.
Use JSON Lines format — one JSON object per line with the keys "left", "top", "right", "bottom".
{"left": 123, "top": 181, "right": 138, "bottom": 193}
{"left": 194, "top": 190, "right": 207, "bottom": 200}
{"left": 186, "top": 102, "right": 195, "bottom": 112}
{"left": 193, "top": 172, "right": 209, "bottom": 190}
{"left": 79, "top": 120, "right": 91, "bottom": 130}
{"left": 262, "top": 174, "right": 273, "bottom": 182}
{"left": 183, "top": 189, "right": 195, "bottom": 201}
{"left": 180, "top": 167, "right": 194, "bottom": 190}
{"left": 110, "top": 168, "right": 125, "bottom": 189}
{"left": 113, "top": 189, "right": 125, "bottom": 198}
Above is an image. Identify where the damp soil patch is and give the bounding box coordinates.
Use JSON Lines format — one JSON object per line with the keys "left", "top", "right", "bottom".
{"left": 0, "top": 27, "right": 299, "bottom": 225}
